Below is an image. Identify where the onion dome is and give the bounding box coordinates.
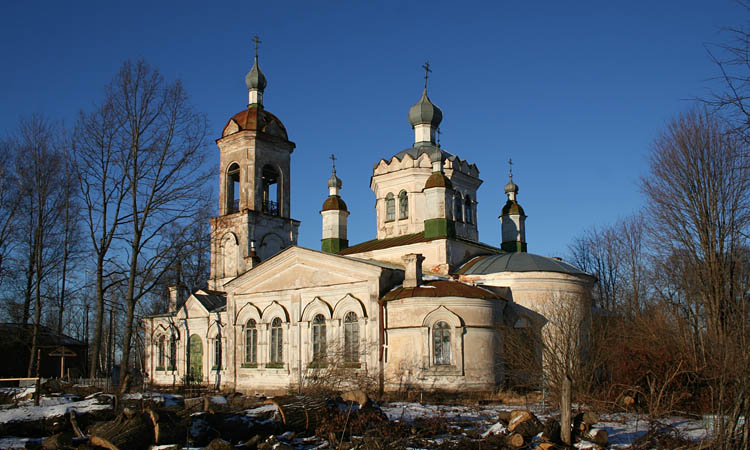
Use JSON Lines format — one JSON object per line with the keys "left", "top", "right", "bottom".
{"left": 328, "top": 173, "right": 342, "bottom": 189}
{"left": 408, "top": 89, "right": 443, "bottom": 128}
{"left": 322, "top": 196, "right": 348, "bottom": 212}
{"left": 245, "top": 56, "right": 267, "bottom": 92}
{"left": 424, "top": 171, "right": 452, "bottom": 190}
{"left": 505, "top": 178, "right": 518, "bottom": 195}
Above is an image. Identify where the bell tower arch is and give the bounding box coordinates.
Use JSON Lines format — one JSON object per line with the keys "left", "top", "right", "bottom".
{"left": 209, "top": 42, "right": 300, "bottom": 290}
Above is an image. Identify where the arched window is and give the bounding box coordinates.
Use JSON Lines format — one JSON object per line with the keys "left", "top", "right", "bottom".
{"left": 385, "top": 193, "right": 395, "bottom": 222}
{"left": 453, "top": 193, "right": 463, "bottom": 222}
{"left": 157, "top": 336, "right": 165, "bottom": 370}
{"left": 244, "top": 319, "right": 257, "bottom": 364}
{"left": 270, "top": 317, "right": 283, "bottom": 364}
{"left": 213, "top": 338, "right": 222, "bottom": 370}
{"left": 464, "top": 195, "right": 473, "bottom": 224}
{"left": 168, "top": 334, "right": 176, "bottom": 370}
{"left": 261, "top": 165, "right": 280, "bottom": 216}
{"left": 398, "top": 190, "right": 409, "bottom": 219}
{"left": 433, "top": 321, "right": 451, "bottom": 365}
{"left": 312, "top": 314, "right": 327, "bottom": 361}
{"left": 344, "top": 312, "right": 359, "bottom": 363}
{"left": 227, "top": 163, "right": 240, "bottom": 214}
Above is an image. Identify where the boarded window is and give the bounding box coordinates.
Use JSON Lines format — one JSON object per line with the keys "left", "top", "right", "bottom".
{"left": 433, "top": 321, "right": 451, "bottom": 365}
{"left": 344, "top": 312, "right": 359, "bottom": 363}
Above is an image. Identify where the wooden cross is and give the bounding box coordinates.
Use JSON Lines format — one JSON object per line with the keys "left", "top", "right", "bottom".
{"left": 252, "top": 35, "right": 262, "bottom": 56}
{"left": 330, "top": 153, "right": 336, "bottom": 173}
{"left": 422, "top": 61, "right": 432, "bottom": 89}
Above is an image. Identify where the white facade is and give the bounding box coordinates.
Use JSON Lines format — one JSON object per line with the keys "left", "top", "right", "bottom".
{"left": 143, "top": 64, "right": 595, "bottom": 394}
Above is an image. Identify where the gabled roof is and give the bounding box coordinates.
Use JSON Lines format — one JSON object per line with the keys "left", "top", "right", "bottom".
{"left": 193, "top": 290, "right": 227, "bottom": 312}
{"left": 224, "top": 245, "right": 402, "bottom": 291}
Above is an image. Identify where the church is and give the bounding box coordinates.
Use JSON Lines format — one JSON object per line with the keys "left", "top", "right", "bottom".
{"left": 143, "top": 50, "right": 595, "bottom": 393}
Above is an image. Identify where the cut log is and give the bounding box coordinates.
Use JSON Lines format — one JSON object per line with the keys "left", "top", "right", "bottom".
{"left": 573, "top": 410, "right": 599, "bottom": 435}
{"left": 504, "top": 432, "right": 524, "bottom": 448}
{"left": 88, "top": 410, "right": 153, "bottom": 450}
{"left": 264, "top": 395, "right": 330, "bottom": 432}
{"left": 145, "top": 407, "right": 186, "bottom": 445}
{"left": 621, "top": 395, "right": 635, "bottom": 407}
{"left": 497, "top": 410, "right": 512, "bottom": 424}
{"left": 534, "top": 443, "right": 556, "bottom": 450}
{"left": 507, "top": 409, "right": 543, "bottom": 438}
{"left": 586, "top": 428, "right": 608, "bottom": 446}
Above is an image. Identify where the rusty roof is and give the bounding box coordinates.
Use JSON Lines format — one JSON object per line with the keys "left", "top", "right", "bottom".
{"left": 381, "top": 280, "right": 503, "bottom": 301}
{"left": 222, "top": 107, "right": 288, "bottom": 140}
{"left": 424, "top": 171, "right": 453, "bottom": 189}
{"left": 338, "top": 232, "right": 438, "bottom": 255}
{"left": 322, "top": 195, "right": 348, "bottom": 212}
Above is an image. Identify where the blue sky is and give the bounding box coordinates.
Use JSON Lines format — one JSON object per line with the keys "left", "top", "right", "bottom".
{"left": 0, "top": 1, "right": 743, "bottom": 258}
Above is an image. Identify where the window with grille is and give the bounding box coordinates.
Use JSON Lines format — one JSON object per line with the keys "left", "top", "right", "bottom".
{"left": 312, "top": 314, "right": 327, "bottom": 361}
{"left": 270, "top": 318, "right": 283, "bottom": 363}
{"left": 245, "top": 319, "right": 257, "bottom": 364}
{"left": 385, "top": 193, "right": 395, "bottom": 222}
{"left": 344, "top": 312, "right": 359, "bottom": 363}
{"left": 433, "top": 321, "right": 451, "bottom": 365}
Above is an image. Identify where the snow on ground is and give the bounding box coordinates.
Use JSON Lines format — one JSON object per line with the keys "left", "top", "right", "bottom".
{"left": 122, "top": 391, "right": 183, "bottom": 407}
{"left": 382, "top": 401, "right": 710, "bottom": 447}
{"left": 0, "top": 396, "right": 110, "bottom": 423}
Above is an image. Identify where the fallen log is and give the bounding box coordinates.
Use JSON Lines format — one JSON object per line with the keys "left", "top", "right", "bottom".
{"left": 88, "top": 410, "right": 153, "bottom": 450}
{"left": 497, "top": 410, "right": 512, "bottom": 424}
{"left": 504, "top": 432, "right": 524, "bottom": 448}
{"left": 145, "top": 407, "right": 186, "bottom": 445}
{"left": 507, "top": 409, "right": 543, "bottom": 438}
{"left": 264, "top": 395, "right": 330, "bottom": 432}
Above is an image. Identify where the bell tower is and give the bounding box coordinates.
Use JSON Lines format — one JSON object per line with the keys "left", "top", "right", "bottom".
{"left": 209, "top": 38, "right": 300, "bottom": 290}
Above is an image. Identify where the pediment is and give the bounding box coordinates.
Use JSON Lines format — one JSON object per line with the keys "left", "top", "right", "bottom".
{"left": 176, "top": 295, "right": 209, "bottom": 318}
{"left": 226, "top": 246, "right": 386, "bottom": 295}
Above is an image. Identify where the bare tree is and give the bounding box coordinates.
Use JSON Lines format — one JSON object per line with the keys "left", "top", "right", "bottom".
{"left": 7, "top": 115, "right": 69, "bottom": 376}
{"left": 108, "top": 59, "right": 210, "bottom": 384}
{"left": 74, "top": 94, "right": 130, "bottom": 377}
{"left": 0, "top": 139, "right": 20, "bottom": 288}
{"left": 643, "top": 108, "right": 750, "bottom": 448}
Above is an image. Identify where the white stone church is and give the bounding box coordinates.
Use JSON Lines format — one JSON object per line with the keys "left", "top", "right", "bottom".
{"left": 143, "top": 52, "right": 595, "bottom": 393}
